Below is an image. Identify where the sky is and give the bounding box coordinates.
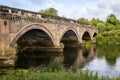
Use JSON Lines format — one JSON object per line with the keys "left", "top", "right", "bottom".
{"left": 0, "top": 0, "right": 120, "bottom": 20}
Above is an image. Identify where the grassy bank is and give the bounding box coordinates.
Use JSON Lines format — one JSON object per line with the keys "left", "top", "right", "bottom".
{"left": 1, "top": 58, "right": 120, "bottom": 80}
{"left": 1, "top": 69, "right": 120, "bottom": 80}
{"left": 0, "top": 70, "right": 110, "bottom": 80}
{"left": 0, "top": 58, "right": 115, "bottom": 80}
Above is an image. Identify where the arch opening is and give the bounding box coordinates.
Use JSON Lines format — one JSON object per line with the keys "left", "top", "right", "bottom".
{"left": 14, "top": 29, "right": 60, "bottom": 68}
{"left": 93, "top": 33, "right": 97, "bottom": 37}
{"left": 60, "top": 30, "right": 79, "bottom": 48}
{"left": 82, "top": 31, "right": 91, "bottom": 41}
{"left": 16, "top": 29, "right": 54, "bottom": 48}
{"left": 14, "top": 29, "right": 56, "bottom": 56}
{"left": 10, "top": 24, "right": 56, "bottom": 48}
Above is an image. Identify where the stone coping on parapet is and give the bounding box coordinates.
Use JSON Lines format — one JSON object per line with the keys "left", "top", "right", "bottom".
{"left": 0, "top": 5, "right": 97, "bottom": 30}
{"left": 0, "top": 5, "right": 78, "bottom": 23}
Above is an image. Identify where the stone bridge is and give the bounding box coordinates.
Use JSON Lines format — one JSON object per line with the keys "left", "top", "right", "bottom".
{"left": 0, "top": 5, "right": 98, "bottom": 55}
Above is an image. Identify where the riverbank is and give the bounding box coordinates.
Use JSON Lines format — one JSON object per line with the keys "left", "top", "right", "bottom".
{"left": 1, "top": 55, "right": 120, "bottom": 80}
{"left": 77, "top": 14, "right": 120, "bottom": 45}
{"left": 96, "top": 30, "right": 120, "bottom": 45}
{"left": 93, "top": 14, "right": 120, "bottom": 45}
{"left": 1, "top": 69, "right": 120, "bottom": 80}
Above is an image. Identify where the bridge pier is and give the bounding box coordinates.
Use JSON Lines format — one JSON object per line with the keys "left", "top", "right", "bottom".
{"left": 0, "top": 19, "right": 10, "bottom": 55}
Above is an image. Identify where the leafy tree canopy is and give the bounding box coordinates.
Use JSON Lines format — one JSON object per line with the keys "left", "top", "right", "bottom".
{"left": 77, "top": 18, "right": 91, "bottom": 24}
{"left": 91, "top": 18, "right": 104, "bottom": 26}
{"left": 106, "top": 14, "right": 117, "bottom": 25}
{"left": 39, "top": 8, "right": 58, "bottom": 16}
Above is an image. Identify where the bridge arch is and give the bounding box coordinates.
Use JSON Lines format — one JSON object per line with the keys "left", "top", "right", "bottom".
{"left": 10, "top": 23, "right": 56, "bottom": 47}
{"left": 93, "top": 32, "right": 97, "bottom": 37}
{"left": 82, "top": 30, "right": 91, "bottom": 41}
{"left": 60, "top": 27, "right": 79, "bottom": 42}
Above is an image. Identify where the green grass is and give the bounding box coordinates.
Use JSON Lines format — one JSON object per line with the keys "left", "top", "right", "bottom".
{"left": 35, "top": 58, "right": 63, "bottom": 72}
{"left": 1, "top": 69, "right": 114, "bottom": 80}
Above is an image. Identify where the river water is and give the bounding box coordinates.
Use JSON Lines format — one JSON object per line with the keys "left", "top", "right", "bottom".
{"left": 82, "top": 45, "right": 120, "bottom": 78}
{"left": 0, "top": 45, "right": 120, "bottom": 78}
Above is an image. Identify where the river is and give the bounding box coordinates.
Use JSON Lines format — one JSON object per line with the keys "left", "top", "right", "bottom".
{"left": 0, "top": 45, "right": 120, "bottom": 78}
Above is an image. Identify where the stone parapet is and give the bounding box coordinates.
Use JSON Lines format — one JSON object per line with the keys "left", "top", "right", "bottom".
{"left": 0, "top": 5, "right": 97, "bottom": 30}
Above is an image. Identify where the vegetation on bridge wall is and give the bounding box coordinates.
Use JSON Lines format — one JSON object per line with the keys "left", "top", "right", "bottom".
{"left": 77, "top": 14, "right": 120, "bottom": 45}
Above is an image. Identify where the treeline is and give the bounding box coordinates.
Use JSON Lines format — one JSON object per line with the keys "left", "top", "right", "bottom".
{"left": 40, "top": 8, "right": 120, "bottom": 45}
{"left": 77, "top": 14, "right": 120, "bottom": 33}
{"left": 78, "top": 14, "right": 120, "bottom": 45}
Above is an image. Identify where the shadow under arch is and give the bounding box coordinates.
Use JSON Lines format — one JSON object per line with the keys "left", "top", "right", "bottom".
{"left": 93, "top": 32, "right": 97, "bottom": 37}
{"left": 17, "top": 29, "right": 55, "bottom": 47}
{"left": 10, "top": 24, "right": 55, "bottom": 47}
{"left": 60, "top": 28, "right": 79, "bottom": 47}
{"left": 82, "top": 31, "right": 91, "bottom": 41}
{"left": 60, "top": 27, "right": 79, "bottom": 42}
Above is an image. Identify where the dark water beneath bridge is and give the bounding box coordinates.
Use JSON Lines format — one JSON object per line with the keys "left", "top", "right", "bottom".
{"left": 0, "top": 45, "right": 120, "bottom": 78}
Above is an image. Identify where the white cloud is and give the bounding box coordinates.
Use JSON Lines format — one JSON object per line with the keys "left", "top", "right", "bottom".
{"left": 16, "top": 0, "right": 27, "bottom": 5}
{"left": 39, "top": 0, "right": 87, "bottom": 19}
{"left": 4, "top": 0, "right": 120, "bottom": 20}
{"left": 66, "top": 5, "right": 88, "bottom": 19}
{"left": 39, "top": 0, "right": 120, "bottom": 20}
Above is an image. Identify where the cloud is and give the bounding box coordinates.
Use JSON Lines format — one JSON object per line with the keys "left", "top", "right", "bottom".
{"left": 39, "top": 0, "right": 120, "bottom": 20}
{"left": 84, "top": 0, "right": 113, "bottom": 20}
{"left": 91, "top": 0, "right": 120, "bottom": 20}
{"left": 38, "top": 0, "right": 86, "bottom": 19}
{"left": 1, "top": 0, "right": 120, "bottom": 20}
{"left": 7, "top": 0, "right": 46, "bottom": 11}
{"left": 69, "top": 0, "right": 120, "bottom": 20}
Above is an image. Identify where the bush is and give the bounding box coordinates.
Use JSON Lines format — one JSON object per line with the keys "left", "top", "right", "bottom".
{"left": 1, "top": 69, "right": 113, "bottom": 80}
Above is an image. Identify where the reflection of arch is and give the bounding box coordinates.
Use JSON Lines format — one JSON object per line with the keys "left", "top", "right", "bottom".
{"left": 93, "top": 33, "right": 97, "bottom": 37}
{"left": 60, "top": 27, "right": 79, "bottom": 41}
{"left": 82, "top": 31, "right": 91, "bottom": 41}
{"left": 10, "top": 24, "right": 55, "bottom": 47}
{"left": 72, "top": 45, "right": 96, "bottom": 70}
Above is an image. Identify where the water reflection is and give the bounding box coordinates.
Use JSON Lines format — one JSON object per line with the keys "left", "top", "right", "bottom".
{"left": 63, "top": 45, "right": 97, "bottom": 71}
{"left": 97, "top": 45, "right": 120, "bottom": 66}
{"left": 15, "top": 45, "right": 97, "bottom": 70}
{"left": 1, "top": 45, "right": 120, "bottom": 78}
{"left": 15, "top": 50, "right": 63, "bottom": 69}
{"left": 83, "top": 45, "right": 120, "bottom": 78}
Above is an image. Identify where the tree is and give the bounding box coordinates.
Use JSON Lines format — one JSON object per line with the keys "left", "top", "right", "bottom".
{"left": 96, "top": 23, "right": 106, "bottom": 32}
{"left": 106, "top": 14, "right": 117, "bottom": 25}
{"left": 77, "top": 18, "right": 91, "bottom": 24}
{"left": 91, "top": 18, "right": 104, "bottom": 26}
{"left": 39, "top": 8, "right": 58, "bottom": 16}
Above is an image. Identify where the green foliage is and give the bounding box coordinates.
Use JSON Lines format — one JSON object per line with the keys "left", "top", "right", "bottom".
{"left": 106, "top": 14, "right": 117, "bottom": 25}
{"left": 90, "top": 14, "right": 120, "bottom": 45}
{"left": 39, "top": 8, "right": 58, "bottom": 16}
{"left": 85, "top": 42, "right": 91, "bottom": 51}
{"left": 105, "top": 23, "right": 116, "bottom": 31}
{"left": 1, "top": 69, "right": 114, "bottom": 80}
{"left": 96, "top": 22, "right": 106, "bottom": 32}
{"left": 96, "top": 28, "right": 120, "bottom": 45}
{"left": 91, "top": 18, "right": 104, "bottom": 26}
{"left": 29, "top": 58, "right": 63, "bottom": 72}
{"left": 44, "top": 58, "right": 63, "bottom": 72}
{"left": 77, "top": 17, "right": 91, "bottom": 24}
